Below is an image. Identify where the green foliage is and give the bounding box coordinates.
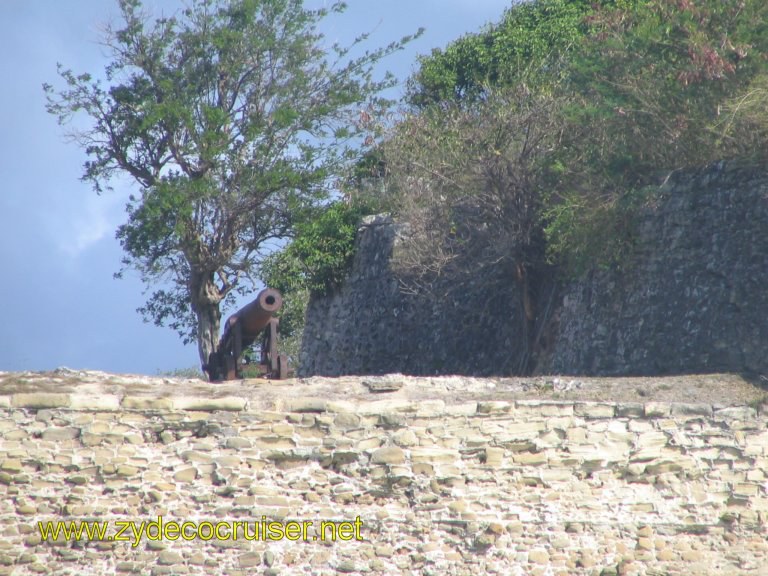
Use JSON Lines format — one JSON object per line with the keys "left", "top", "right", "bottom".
{"left": 262, "top": 200, "right": 375, "bottom": 297}
{"left": 44, "top": 0, "right": 421, "bottom": 368}
{"left": 568, "top": 0, "right": 768, "bottom": 183}
{"left": 543, "top": 187, "right": 652, "bottom": 277}
{"left": 259, "top": 198, "right": 378, "bottom": 370}
{"left": 403, "top": 0, "right": 768, "bottom": 279}
{"left": 406, "top": 0, "right": 612, "bottom": 108}
{"left": 539, "top": 0, "right": 768, "bottom": 272}
{"left": 380, "top": 85, "right": 567, "bottom": 297}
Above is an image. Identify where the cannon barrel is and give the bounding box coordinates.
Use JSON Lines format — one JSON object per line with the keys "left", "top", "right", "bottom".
{"left": 207, "top": 287, "right": 287, "bottom": 381}
{"left": 225, "top": 287, "right": 283, "bottom": 338}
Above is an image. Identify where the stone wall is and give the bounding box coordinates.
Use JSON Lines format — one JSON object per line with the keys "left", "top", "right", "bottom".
{"left": 299, "top": 215, "right": 527, "bottom": 377}
{"left": 300, "top": 161, "right": 768, "bottom": 377}
{"left": 2, "top": 374, "right": 768, "bottom": 575}
{"left": 550, "top": 161, "right": 768, "bottom": 375}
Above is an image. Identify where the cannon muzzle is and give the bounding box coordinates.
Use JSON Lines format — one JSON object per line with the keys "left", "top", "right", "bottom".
{"left": 226, "top": 287, "right": 283, "bottom": 339}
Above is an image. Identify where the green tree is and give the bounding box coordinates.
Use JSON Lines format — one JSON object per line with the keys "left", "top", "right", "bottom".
{"left": 44, "top": 0, "right": 420, "bottom": 376}
{"left": 542, "top": 0, "right": 768, "bottom": 273}
{"left": 567, "top": 0, "right": 768, "bottom": 185}
{"left": 405, "top": 0, "right": 615, "bottom": 108}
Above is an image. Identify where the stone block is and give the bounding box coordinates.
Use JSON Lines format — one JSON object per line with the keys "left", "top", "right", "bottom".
{"left": 477, "top": 401, "right": 513, "bottom": 414}
{"left": 494, "top": 421, "right": 546, "bottom": 442}
{"left": 444, "top": 402, "right": 478, "bottom": 416}
{"left": 171, "top": 396, "right": 246, "bottom": 411}
{"left": 714, "top": 406, "right": 758, "bottom": 421}
{"left": 356, "top": 399, "right": 413, "bottom": 415}
{"left": 11, "top": 393, "right": 70, "bottom": 409}
{"left": 644, "top": 403, "right": 671, "bottom": 418}
{"left": 671, "top": 403, "right": 713, "bottom": 418}
{"left": 574, "top": 403, "right": 615, "bottom": 418}
{"left": 393, "top": 429, "right": 418, "bottom": 447}
{"left": 410, "top": 448, "right": 458, "bottom": 464}
{"left": 41, "top": 427, "right": 80, "bottom": 441}
{"left": 513, "top": 451, "right": 547, "bottom": 466}
{"left": 333, "top": 413, "right": 361, "bottom": 429}
{"left": 370, "top": 446, "right": 405, "bottom": 465}
{"left": 326, "top": 400, "right": 356, "bottom": 413}
{"left": 483, "top": 447, "right": 505, "bottom": 467}
{"left": 528, "top": 549, "right": 550, "bottom": 564}
{"left": 616, "top": 403, "right": 645, "bottom": 417}
{"left": 283, "top": 397, "right": 327, "bottom": 412}
{"left": 416, "top": 400, "right": 446, "bottom": 417}
{"left": 173, "top": 467, "right": 198, "bottom": 482}
{"left": 122, "top": 397, "right": 173, "bottom": 410}
{"left": 69, "top": 394, "right": 121, "bottom": 411}
{"left": 0, "top": 459, "right": 22, "bottom": 473}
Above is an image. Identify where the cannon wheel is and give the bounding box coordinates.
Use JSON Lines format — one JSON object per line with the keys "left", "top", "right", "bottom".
{"left": 277, "top": 354, "right": 288, "bottom": 380}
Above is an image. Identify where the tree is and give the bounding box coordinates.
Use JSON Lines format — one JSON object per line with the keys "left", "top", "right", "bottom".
{"left": 44, "top": 0, "right": 421, "bottom": 377}
{"left": 380, "top": 86, "right": 569, "bottom": 371}
{"left": 405, "top": 0, "right": 615, "bottom": 108}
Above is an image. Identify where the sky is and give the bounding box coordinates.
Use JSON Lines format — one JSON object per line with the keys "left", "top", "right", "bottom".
{"left": 0, "top": 0, "right": 513, "bottom": 376}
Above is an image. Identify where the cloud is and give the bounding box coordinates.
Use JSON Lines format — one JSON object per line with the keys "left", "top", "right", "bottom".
{"left": 44, "top": 186, "right": 126, "bottom": 259}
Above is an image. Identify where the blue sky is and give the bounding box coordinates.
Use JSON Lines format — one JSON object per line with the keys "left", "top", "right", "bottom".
{"left": 0, "top": 0, "right": 512, "bottom": 375}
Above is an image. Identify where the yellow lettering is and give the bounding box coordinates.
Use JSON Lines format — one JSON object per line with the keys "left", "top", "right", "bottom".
{"left": 215, "top": 522, "right": 230, "bottom": 540}
{"left": 163, "top": 521, "right": 180, "bottom": 541}
{"left": 337, "top": 522, "right": 354, "bottom": 541}
{"left": 181, "top": 521, "right": 196, "bottom": 541}
{"left": 267, "top": 521, "right": 284, "bottom": 541}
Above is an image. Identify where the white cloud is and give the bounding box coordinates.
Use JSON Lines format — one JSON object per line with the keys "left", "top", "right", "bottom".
{"left": 45, "top": 186, "right": 126, "bottom": 259}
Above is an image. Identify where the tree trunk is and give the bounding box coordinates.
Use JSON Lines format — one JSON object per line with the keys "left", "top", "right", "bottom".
{"left": 189, "top": 272, "right": 223, "bottom": 379}
{"left": 515, "top": 261, "right": 536, "bottom": 374}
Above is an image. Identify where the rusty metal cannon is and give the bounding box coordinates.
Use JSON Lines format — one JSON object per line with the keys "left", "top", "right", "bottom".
{"left": 204, "top": 288, "right": 289, "bottom": 381}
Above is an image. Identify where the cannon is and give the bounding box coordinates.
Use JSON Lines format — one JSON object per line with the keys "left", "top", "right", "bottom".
{"left": 204, "top": 288, "right": 289, "bottom": 381}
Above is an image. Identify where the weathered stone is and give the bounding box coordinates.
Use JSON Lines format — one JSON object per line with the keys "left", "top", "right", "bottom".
{"left": 173, "top": 467, "right": 198, "bottom": 482}
{"left": 444, "top": 402, "right": 478, "bottom": 416}
{"left": 574, "top": 403, "right": 615, "bottom": 419}
{"left": 494, "top": 421, "right": 546, "bottom": 441}
{"left": 69, "top": 394, "right": 120, "bottom": 411}
{"left": 11, "top": 393, "right": 70, "bottom": 409}
{"left": 483, "top": 447, "right": 505, "bottom": 467}
{"left": 528, "top": 549, "right": 550, "bottom": 564}
{"left": 116, "top": 465, "right": 140, "bottom": 477}
{"left": 0, "top": 460, "right": 22, "bottom": 473}
{"left": 616, "top": 403, "right": 645, "bottom": 417}
{"left": 122, "top": 397, "right": 173, "bottom": 410}
{"left": 171, "top": 397, "right": 246, "bottom": 412}
{"left": 41, "top": 427, "right": 80, "bottom": 441}
{"left": 157, "top": 551, "right": 183, "bottom": 565}
{"left": 671, "top": 403, "right": 713, "bottom": 418}
{"left": 356, "top": 399, "right": 413, "bottom": 415}
{"left": 392, "top": 429, "right": 418, "bottom": 447}
{"left": 284, "top": 398, "right": 327, "bottom": 412}
{"left": 226, "top": 437, "right": 252, "bottom": 449}
{"left": 512, "top": 451, "right": 547, "bottom": 466}
{"left": 477, "top": 401, "right": 512, "bottom": 414}
{"left": 410, "top": 448, "right": 457, "bottom": 464}
{"left": 715, "top": 406, "right": 758, "bottom": 421}
{"left": 644, "top": 403, "right": 671, "bottom": 418}
{"left": 370, "top": 447, "right": 405, "bottom": 465}
{"left": 333, "top": 413, "right": 361, "bottom": 429}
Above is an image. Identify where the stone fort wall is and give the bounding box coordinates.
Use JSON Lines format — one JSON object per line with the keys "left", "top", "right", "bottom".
{"left": 1, "top": 374, "right": 767, "bottom": 575}
{"left": 300, "top": 161, "right": 768, "bottom": 378}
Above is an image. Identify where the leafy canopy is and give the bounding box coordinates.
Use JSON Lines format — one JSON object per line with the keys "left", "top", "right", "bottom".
{"left": 44, "top": 0, "right": 421, "bottom": 363}
{"left": 405, "top": 0, "right": 605, "bottom": 108}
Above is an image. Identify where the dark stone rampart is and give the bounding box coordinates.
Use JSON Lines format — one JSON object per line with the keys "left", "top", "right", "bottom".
{"left": 300, "top": 162, "right": 768, "bottom": 377}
